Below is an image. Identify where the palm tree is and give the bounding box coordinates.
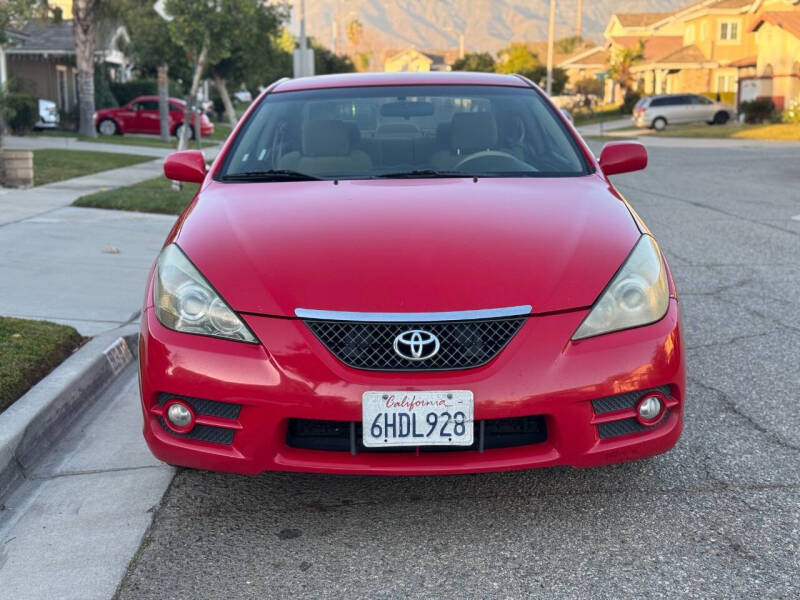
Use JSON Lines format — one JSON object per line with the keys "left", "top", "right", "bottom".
{"left": 609, "top": 39, "right": 645, "bottom": 95}
{"left": 345, "top": 18, "right": 363, "bottom": 51}
{"left": 73, "top": 0, "right": 98, "bottom": 138}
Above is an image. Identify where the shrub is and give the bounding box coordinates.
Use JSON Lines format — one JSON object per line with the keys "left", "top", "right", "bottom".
{"left": 620, "top": 90, "right": 641, "bottom": 114}
{"left": 4, "top": 93, "right": 38, "bottom": 134}
{"left": 781, "top": 99, "right": 800, "bottom": 124}
{"left": 110, "top": 79, "right": 185, "bottom": 105}
{"left": 94, "top": 63, "right": 118, "bottom": 109}
{"left": 573, "top": 77, "right": 604, "bottom": 98}
{"left": 740, "top": 98, "right": 775, "bottom": 123}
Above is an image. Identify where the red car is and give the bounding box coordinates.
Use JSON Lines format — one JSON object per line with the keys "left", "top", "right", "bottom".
{"left": 140, "top": 72, "right": 684, "bottom": 476}
{"left": 94, "top": 95, "right": 214, "bottom": 139}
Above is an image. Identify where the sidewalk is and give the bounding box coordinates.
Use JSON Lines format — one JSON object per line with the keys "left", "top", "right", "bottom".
{"left": 4, "top": 134, "right": 174, "bottom": 158}
{"left": 0, "top": 147, "right": 223, "bottom": 335}
{"left": 575, "top": 117, "right": 632, "bottom": 137}
{"left": 0, "top": 366, "right": 173, "bottom": 600}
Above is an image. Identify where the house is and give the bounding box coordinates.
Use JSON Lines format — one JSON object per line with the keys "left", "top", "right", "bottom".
{"left": 558, "top": 46, "right": 610, "bottom": 92}
{"left": 605, "top": 35, "right": 685, "bottom": 102}
{"left": 0, "top": 19, "right": 130, "bottom": 113}
{"left": 604, "top": 0, "right": 799, "bottom": 105}
{"left": 743, "top": 10, "right": 800, "bottom": 108}
{"left": 384, "top": 48, "right": 458, "bottom": 72}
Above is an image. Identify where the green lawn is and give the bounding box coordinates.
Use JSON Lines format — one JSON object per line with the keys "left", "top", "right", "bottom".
{"left": 572, "top": 106, "right": 625, "bottom": 126}
{"left": 0, "top": 317, "right": 84, "bottom": 413}
{"left": 31, "top": 149, "right": 153, "bottom": 186}
{"left": 653, "top": 122, "right": 800, "bottom": 142}
{"left": 73, "top": 176, "right": 198, "bottom": 215}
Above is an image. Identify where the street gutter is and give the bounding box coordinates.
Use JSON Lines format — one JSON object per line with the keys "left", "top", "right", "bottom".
{"left": 0, "top": 321, "right": 140, "bottom": 501}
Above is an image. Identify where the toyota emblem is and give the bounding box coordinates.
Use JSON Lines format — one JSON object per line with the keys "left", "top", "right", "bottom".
{"left": 393, "top": 329, "right": 440, "bottom": 361}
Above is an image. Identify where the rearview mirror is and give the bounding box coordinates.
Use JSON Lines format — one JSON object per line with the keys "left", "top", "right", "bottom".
{"left": 164, "top": 150, "right": 207, "bottom": 183}
{"left": 380, "top": 101, "right": 435, "bottom": 118}
{"left": 598, "top": 142, "right": 647, "bottom": 176}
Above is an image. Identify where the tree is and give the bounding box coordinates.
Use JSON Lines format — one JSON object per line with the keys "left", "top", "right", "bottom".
{"left": 609, "top": 40, "right": 645, "bottom": 95}
{"left": 1, "top": 0, "right": 41, "bottom": 182}
{"left": 165, "top": 0, "right": 263, "bottom": 149}
{"left": 207, "top": 1, "right": 288, "bottom": 126}
{"left": 73, "top": 0, "right": 99, "bottom": 138}
{"left": 554, "top": 35, "right": 585, "bottom": 55}
{"left": 345, "top": 18, "right": 363, "bottom": 50}
{"left": 114, "top": 0, "right": 191, "bottom": 83}
{"left": 311, "top": 38, "right": 355, "bottom": 75}
{"left": 496, "top": 43, "right": 538, "bottom": 76}
{"left": 451, "top": 52, "right": 495, "bottom": 73}
{"left": 527, "top": 66, "right": 568, "bottom": 95}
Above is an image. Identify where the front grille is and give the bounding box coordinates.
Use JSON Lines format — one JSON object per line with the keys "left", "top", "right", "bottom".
{"left": 304, "top": 318, "right": 526, "bottom": 371}
{"left": 286, "top": 415, "right": 547, "bottom": 453}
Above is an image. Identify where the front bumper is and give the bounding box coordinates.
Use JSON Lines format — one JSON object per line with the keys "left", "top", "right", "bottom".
{"left": 140, "top": 301, "right": 685, "bottom": 475}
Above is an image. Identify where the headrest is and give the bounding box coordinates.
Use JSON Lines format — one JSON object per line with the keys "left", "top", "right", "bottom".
{"left": 450, "top": 112, "right": 498, "bottom": 153}
{"left": 435, "top": 122, "right": 450, "bottom": 146}
{"left": 303, "top": 120, "right": 350, "bottom": 157}
{"left": 343, "top": 121, "right": 361, "bottom": 146}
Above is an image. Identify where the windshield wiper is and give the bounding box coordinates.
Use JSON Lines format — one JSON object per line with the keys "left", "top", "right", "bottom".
{"left": 373, "top": 169, "right": 474, "bottom": 179}
{"left": 221, "top": 169, "right": 324, "bottom": 182}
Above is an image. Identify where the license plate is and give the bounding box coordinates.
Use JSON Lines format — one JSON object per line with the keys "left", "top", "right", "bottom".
{"left": 362, "top": 391, "right": 474, "bottom": 447}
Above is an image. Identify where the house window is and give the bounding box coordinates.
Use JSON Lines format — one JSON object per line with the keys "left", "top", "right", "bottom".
{"left": 700, "top": 22, "right": 707, "bottom": 41}
{"left": 719, "top": 20, "right": 739, "bottom": 42}
{"left": 717, "top": 74, "right": 734, "bottom": 92}
{"left": 685, "top": 24, "right": 695, "bottom": 44}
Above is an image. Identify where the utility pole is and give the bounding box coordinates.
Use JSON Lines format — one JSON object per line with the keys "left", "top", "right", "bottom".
{"left": 293, "top": 0, "right": 314, "bottom": 77}
{"left": 576, "top": 0, "right": 582, "bottom": 39}
{"left": 546, "top": 0, "right": 556, "bottom": 95}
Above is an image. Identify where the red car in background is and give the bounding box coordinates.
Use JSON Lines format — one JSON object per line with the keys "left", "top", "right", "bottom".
{"left": 94, "top": 95, "right": 214, "bottom": 139}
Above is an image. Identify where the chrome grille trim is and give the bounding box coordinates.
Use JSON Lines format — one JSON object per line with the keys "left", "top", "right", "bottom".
{"left": 295, "top": 305, "right": 532, "bottom": 323}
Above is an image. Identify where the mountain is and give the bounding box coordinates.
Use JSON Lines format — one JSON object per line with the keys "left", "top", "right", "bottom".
{"left": 289, "top": 0, "right": 688, "bottom": 54}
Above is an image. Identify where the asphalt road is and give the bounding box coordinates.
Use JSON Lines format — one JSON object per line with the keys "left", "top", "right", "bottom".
{"left": 117, "top": 138, "right": 800, "bottom": 600}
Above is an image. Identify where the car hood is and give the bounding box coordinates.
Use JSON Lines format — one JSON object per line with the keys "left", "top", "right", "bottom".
{"left": 175, "top": 176, "right": 641, "bottom": 317}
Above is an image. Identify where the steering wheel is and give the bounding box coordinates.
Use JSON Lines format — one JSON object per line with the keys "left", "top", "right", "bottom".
{"left": 454, "top": 150, "right": 529, "bottom": 171}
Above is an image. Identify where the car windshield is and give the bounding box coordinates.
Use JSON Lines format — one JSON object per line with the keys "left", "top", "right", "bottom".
{"left": 218, "top": 85, "right": 590, "bottom": 181}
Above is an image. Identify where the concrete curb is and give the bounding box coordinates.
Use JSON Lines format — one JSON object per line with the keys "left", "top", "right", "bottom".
{"left": 0, "top": 322, "right": 140, "bottom": 500}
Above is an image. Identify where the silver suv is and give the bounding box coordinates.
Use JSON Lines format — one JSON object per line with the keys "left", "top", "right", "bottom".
{"left": 632, "top": 94, "right": 733, "bottom": 130}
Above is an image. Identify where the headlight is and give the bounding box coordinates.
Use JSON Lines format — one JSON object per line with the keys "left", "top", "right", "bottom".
{"left": 153, "top": 244, "right": 257, "bottom": 343}
{"left": 572, "top": 235, "right": 669, "bottom": 340}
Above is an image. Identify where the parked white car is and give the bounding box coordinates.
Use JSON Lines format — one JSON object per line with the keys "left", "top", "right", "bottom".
{"left": 632, "top": 94, "right": 733, "bottom": 130}
{"left": 35, "top": 99, "right": 59, "bottom": 129}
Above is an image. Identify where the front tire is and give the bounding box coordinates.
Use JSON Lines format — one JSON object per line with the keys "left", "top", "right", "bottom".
{"left": 97, "top": 118, "right": 119, "bottom": 136}
{"left": 712, "top": 111, "right": 730, "bottom": 125}
{"left": 652, "top": 117, "right": 667, "bottom": 131}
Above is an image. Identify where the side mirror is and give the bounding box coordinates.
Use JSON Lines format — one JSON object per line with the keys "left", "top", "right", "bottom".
{"left": 164, "top": 150, "right": 207, "bottom": 183}
{"left": 598, "top": 142, "right": 648, "bottom": 176}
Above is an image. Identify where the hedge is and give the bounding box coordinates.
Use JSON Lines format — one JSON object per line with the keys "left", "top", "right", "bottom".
{"left": 4, "top": 93, "right": 38, "bottom": 134}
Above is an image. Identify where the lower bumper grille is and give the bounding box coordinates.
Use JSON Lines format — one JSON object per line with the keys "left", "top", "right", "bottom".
{"left": 592, "top": 386, "right": 674, "bottom": 439}
{"left": 156, "top": 393, "right": 240, "bottom": 445}
{"left": 286, "top": 415, "right": 547, "bottom": 453}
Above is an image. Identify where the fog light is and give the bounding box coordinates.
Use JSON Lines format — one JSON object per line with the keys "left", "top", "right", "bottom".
{"left": 166, "top": 401, "right": 194, "bottom": 431}
{"left": 637, "top": 395, "right": 664, "bottom": 424}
